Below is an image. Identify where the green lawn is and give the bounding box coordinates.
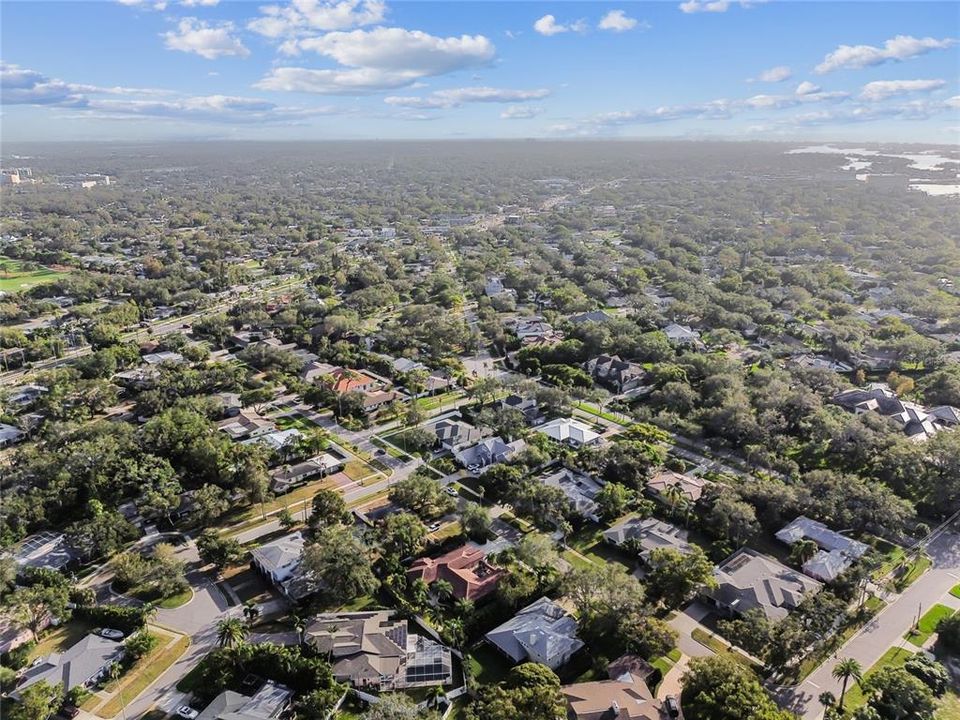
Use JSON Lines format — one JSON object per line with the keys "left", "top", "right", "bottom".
{"left": 691, "top": 628, "right": 757, "bottom": 669}
{"left": 97, "top": 633, "right": 190, "bottom": 718}
{"left": 651, "top": 648, "right": 682, "bottom": 690}
{"left": 414, "top": 391, "right": 463, "bottom": 412}
{"left": 156, "top": 588, "right": 193, "bottom": 609}
{"left": 895, "top": 555, "right": 932, "bottom": 591}
{"left": 935, "top": 691, "right": 960, "bottom": 720}
{"left": 0, "top": 256, "right": 72, "bottom": 293}
{"left": 950, "top": 584, "right": 960, "bottom": 599}
{"left": 465, "top": 644, "right": 512, "bottom": 685}
{"left": 840, "top": 645, "right": 914, "bottom": 716}
{"left": 905, "top": 604, "right": 955, "bottom": 647}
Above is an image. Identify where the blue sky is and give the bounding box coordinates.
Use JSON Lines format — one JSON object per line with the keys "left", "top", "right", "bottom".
{"left": 2, "top": 0, "right": 958, "bottom": 142}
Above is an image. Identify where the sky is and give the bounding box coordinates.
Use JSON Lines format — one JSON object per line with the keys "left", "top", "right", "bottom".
{"left": 1, "top": 0, "right": 958, "bottom": 143}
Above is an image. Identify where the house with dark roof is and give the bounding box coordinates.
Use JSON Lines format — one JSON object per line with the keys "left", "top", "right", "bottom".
{"left": 568, "top": 310, "right": 613, "bottom": 326}
{"left": 433, "top": 417, "right": 486, "bottom": 450}
{"left": 485, "top": 597, "right": 584, "bottom": 670}
{"left": 833, "top": 384, "right": 957, "bottom": 441}
{"left": 497, "top": 394, "right": 545, "bottom": 426}
{"left": 305, "top": 611, "right": 452, "bottom": 690}
{"left": 705, "top": 548, "right": 822, "bottom": 621}
{"left": 12, "top": 634, "right": 123, "bottom": 701}
{"left": 269, "top": 452, "right": 346, "bottom": 494}
{"left": 584, "top": 355, "right": 649, "bottom": 394}
{"left": 406, "top": 545, "right": 506, "bottom": 602}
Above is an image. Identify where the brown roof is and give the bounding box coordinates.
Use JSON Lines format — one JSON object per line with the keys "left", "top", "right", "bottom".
{"left": 562, "top": 674, "right": 665, "bottom": 720}
{"left": 406, "top": 545, "right": 506, "bottom": 601}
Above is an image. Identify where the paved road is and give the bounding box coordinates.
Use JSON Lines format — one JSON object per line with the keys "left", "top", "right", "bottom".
{"left": 777, "top": 530, "right": 960, "bottom": 719}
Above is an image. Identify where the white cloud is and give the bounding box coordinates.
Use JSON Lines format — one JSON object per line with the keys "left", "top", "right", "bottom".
{"left": 501, "top": 105, "right": 543, "bottom": 119}
{"left": 180, "top": 0, "right": 219, "bottom": 6}
{"left": 248, "top": 0, "right": 386, "bottom": 38}
{"left": 598, "top": 10, "right": 640, "bottom": 32}
{"left": 385, "top": 86, "right": 550, "bottom": 109}
{"left": 859, "top": 79, "right": 946, "bottom": 102}
{"left": 795, "top": 80, "right": 820, "bottom": 95}
{"left": 163, "top": 18, "right": 250, "bottom": 59}
{"left": 117, "top": 0, "right": 167, "bottom": 10}
{"left": 815, "top": 35, "right": 957, "bottom": 74}
{"left": 0, "top": 62, "right": 341, "bottom": 125}
{"left": 749, "top": 65, "right": 792, "bottom": 83}
{"left": 261, "top": 27, "right": 495, "bottom": 94}
{"left": 533, "top": 14, "right": 587, "bottom": 36}
{"left": 947, "top": 96, "right": 960, "bottom": 109}
{"left": 679, "top": 0, "right": 763, "bottom": 13}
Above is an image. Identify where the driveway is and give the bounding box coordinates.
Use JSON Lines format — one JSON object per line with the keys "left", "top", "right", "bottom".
{"left": 776, "top": 530, "right": 960, "bottom": 719}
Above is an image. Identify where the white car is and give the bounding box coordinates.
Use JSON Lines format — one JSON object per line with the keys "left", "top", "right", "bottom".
{"left": 444, "top": 486, "right": 458, "bottom": 496}
{"left": 427, "top": 522, "right": 442, "bottom": 532}
{"left": 466, "top": 464, "right": 480, "bottom": 473}
{"left": 176, "top": 707, "right": 199, "bottom": 719}
{"left": 97, "top": 628, "right": 125, "bottom": 640}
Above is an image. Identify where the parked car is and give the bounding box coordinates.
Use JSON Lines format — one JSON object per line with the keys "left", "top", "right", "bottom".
{"left": 666, "top": 695, "right": 680, "bottom": 718}
{"left": 176, "top": 707, "right": 199, "bottom": 719}
{"left": 427, "top": 522, "right": 442, "bottom": 532}
{"left": 96, "top": 628, "right": 124, "bottom": 640}
{"left": 466, "top": 464, "right": 480, "bottom": 473}
{"left": 444, "top": 486, "right": 458, "bottom": 496}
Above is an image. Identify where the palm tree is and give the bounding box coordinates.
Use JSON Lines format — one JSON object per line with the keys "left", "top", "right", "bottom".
{"left": 432, "top": 579, "right": 454, "bottom": 605}
{"left": 832, "top": 657, "right": 863, "bottom": 711}
{"left": 426, "top": 684, "right": 447, "bottom": 709}
{"left": 217, "top": 617, "right": 248, "bottom": 648}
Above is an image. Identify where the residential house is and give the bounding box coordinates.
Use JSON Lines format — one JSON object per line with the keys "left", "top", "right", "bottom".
{"left": 4, "top": 383, "right": 47, "bottom": 409}
{"left": 705, "top": 548, "right": 823, "bottom": 621}
{"left": 12, "top": 634, "right": 123, "bottom": 701}
{"left": 646, "top": 470, "right": 708, "bottom": 505}
{"left": 513, "top": 317, "right": 556, "bottom": 341}
{"left": 406, "top": 545, "right": 506, "bottom": 602}
{"left": 485, "top": 597, "right": 584, "bottom": 670}
{"left": 790, "top": 354, "right": 854, "bottom": 373}
{"left": 562, "top": 672, "right": 666, "bottom": 720}
{"left": 485, "top": 277, "right": 516, "bottom": 298}
{"left": 584, "top": 355, "right": 648, "bottom": 393}
{"left": 776, "top": 516, "right": 870, "bottom": 582}
{"left": 305, "top": 611, "right": 453, "bottom": 690}
{"left": 324, "top": 368, "right": 382, "bottom": 394}
{"left": 360, "top": 389, "right": 401, "bottom": 412}
{"left": 433, "top": 418, "right": 486, "bottom": 450}
{"left": 453, "top": 436, "right": 526, "bottom": 470}
{"left": 142, "top": 351, "right": 185, "bottom": 365}
{"left": 602, "top": 517, "right": 693, "bottom": 563}
{"left": 250, "top": 531, "right": 316, "bottom": 600}
{"left": 541, "top": 468, "right": 603, "bottom": 522}
{"left": 270, "top": 452, "right": 345, "bottom": 494}
{"left": 218, "top": 409, "right": 275, "bottom": 442}
{"left": 0, "top": 422, "right": 25, "bottom": 448}
{"left": 536, "top": 418, "right": 602, "bottom": 448}
{"left": 568, "top": 310, "right": 612, "bottom": 326}
{"left": 833, "top": 384, "right": 957, "bottom": 441}
{"left": 246, "top": 428, "right": 303, "bottom": 454}
{"left": 300, "top": 360, "right": 340, "bottom": 383}
{"left": 195, "top": 681, "right": 293, "bottom": 720}
{"left": 7, "top": 531, "right": 80, "bottom": 573}
{"left": 497, "top": 394, "right": 545, "bottom": 426}
{"left": 663, "top": 323, "right": 702, "bottom": 347}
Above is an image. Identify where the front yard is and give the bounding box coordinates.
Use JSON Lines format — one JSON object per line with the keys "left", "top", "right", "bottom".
{"left": 905, "top": 604, "right": 955, "bottom": 647}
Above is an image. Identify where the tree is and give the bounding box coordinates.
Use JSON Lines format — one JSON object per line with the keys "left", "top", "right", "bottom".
{"left": 10, "top": 679, "right": 64, "bottom": 720}
{"left": 935, "top": 612, "right": 960, "bottom": 654}
{"left": 278, "top": 507, "right": 297, "bottom": 532}
{"left": 192, "top": 483, "right": 232, "bottom": 526}
{"left": 389, "top": 471, "right": 455, "bottom": 520}
{"left": 376, "top": 511, "right": 427, "bottom": 562}
{"left": 469, "top": 663, "right": 566, "bottom": 720}
{"left": 7, "top": 584, "right": 70, "bottom": 641}
{"left": 196, "top": 530, "right": 245, "bottom": 573}
{"left": 461, "top": 501, "right": 492, "bottom": 541}
{"left": 66, "top": 500, "right": 138, "bottom": 560}
{"left": 433, "top": 579, "right": 454, "bottom": 604}
{"left": 594, "top": 482, "right": 635, "bottom": 522}
{"left": 238, "top": 447, "right": 273, "bottom": 518}
{"left": 646, "top": 547, "right": 717, "bottom": 609}
{"left": 309, "top": 487, "right": 350, "bottom": 529}
{"left": 216, "top": 617, "right": 248, "bottom": 648}
{"left": 790, "top": 539, "right": 819, "bottom": 566}
{"left": 832, "top": 658, "right": 863, "bottom": 711}
{"left": 365, "top": 692, "right": 439, "bottom": 720}
{"left": 862, "top": 666, "right": 936, "bottom": 720}
{"left": 903, "top": 655, "right": 948, "bottom": 697}
{"left": 302, "top": 525, "right": 378, "bottom": 603}
{"left": 681, "top": 655, "right": 795, "bottom": 720}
